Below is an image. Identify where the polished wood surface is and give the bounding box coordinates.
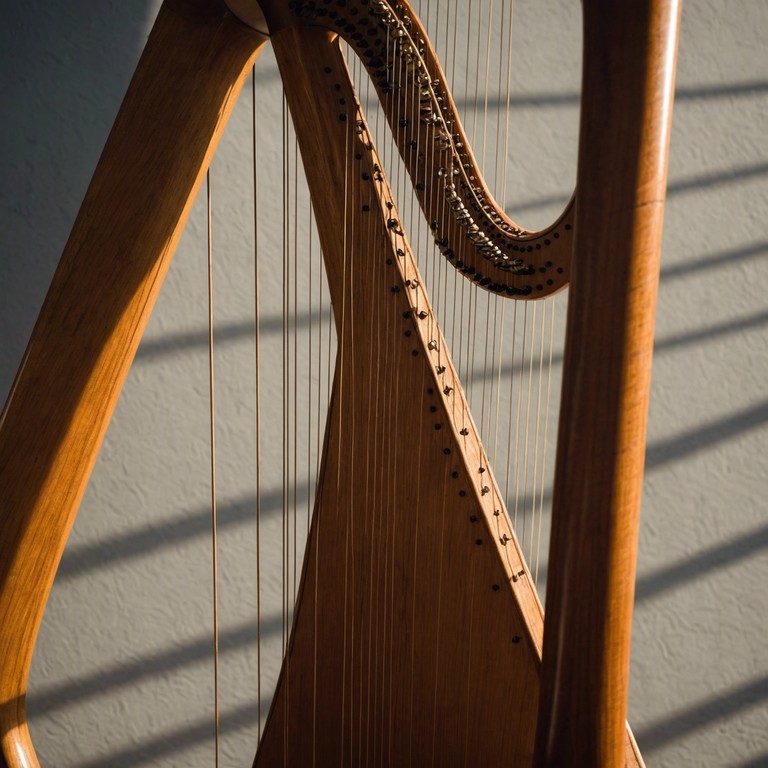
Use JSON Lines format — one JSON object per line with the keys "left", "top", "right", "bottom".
{"left": 535, "top": 2, "right": 681, "bottom": 766}
{"left": 0, "top": 4, "right": 265, "bottom": 765}
{"left": 0, "top": 0, "right": 680, "bottom": 765}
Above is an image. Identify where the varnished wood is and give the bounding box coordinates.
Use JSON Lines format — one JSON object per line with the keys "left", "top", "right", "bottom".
{"left": 535, "top": 1, "right": 682, "bottom": 766}
{"left": 0, "top": 4, "right": 265, "bottom": 766}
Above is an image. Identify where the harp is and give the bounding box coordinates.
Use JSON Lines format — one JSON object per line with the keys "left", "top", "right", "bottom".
{"left": 0, "top": 0, "right": 681, "bottom": 766}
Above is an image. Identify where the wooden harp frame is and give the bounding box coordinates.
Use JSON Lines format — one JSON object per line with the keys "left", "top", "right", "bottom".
{"left": 0, "top": 0, "right": 681, "bottom": 766}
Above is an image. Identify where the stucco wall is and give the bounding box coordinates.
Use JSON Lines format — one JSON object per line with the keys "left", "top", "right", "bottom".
{"left": 1, "top": 1, "right": 766, "bottom": 766}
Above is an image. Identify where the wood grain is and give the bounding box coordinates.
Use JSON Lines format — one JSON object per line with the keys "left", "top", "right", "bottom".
{"left": 534, "top": 1, "right": 682, "bottom": 766}
{"left": 0, "top": 3, "right": 264, "bottom": 765}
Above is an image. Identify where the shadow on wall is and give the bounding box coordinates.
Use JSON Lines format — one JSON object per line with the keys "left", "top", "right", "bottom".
{"left": 507, "top": 157, "right": 768, "bottom": 216}
{"left": 34, "top": 519, "right": 768, "bottom": 717}
{"left": 455, "top": 79, "right": 768, "bottom": 111}
{"left": 635, "top": 673, "right": 768, "bottom": 756}
{"left": 0, "top": 2, "right": 154, "bottom": 374}
{"left": 130, "top": 239, "right": 768, "bottom": 375}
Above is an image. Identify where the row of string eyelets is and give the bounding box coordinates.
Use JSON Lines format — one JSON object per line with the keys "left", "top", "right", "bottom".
{"left": 357, "top": 1, "right": 559, "bottom": 593}
{"left": 288, "top": 0, "right": 572, "bottom": 298}
{"left": 371, "top": 2, "right": 532, "bottom": 275}
{"left": 353, "top": 87, "right": 528, "bottom": 603}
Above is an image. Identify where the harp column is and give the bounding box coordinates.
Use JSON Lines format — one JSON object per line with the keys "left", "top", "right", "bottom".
{"left": 535, "top": 1, "right": 682, "bottom": 767}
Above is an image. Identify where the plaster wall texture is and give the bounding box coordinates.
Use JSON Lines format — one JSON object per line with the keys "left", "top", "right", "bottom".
{"left": 1, "top": 1, "right": 766, "bottom": 766}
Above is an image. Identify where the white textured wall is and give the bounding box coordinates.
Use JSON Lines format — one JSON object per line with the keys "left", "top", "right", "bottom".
{"left": 1, "top": 2, "right": 767, "bottom": 766}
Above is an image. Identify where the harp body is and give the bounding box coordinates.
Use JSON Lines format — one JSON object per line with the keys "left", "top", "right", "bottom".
{"left": 0, "top": 1, "right": 681, "bottom": 766}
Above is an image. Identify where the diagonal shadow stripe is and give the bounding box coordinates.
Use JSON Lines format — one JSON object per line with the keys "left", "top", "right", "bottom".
{"left": 674, "top": 80, "right": 768, "bottom": 101}
{"left": 660, "top": 241, "right": 767, "bottom": 281}
{"left": 654, "top": 309, "right": 768, "bottom": 352}
{"left": 58, "top": 400, "right": 768, "bottom": 584}
{"left": 58, "top": 654, "right": 768, "bottom": 765}
{"left": 463, "top": 307, "right": 768, "bottom": 383}
{"left": 58, "top": 487, "right": 308, "bottom": 581}
{"left": 128, "top": 240, "right": 768, "bottom": 371}
{"left": 452, "top": 80, "right": 768, "bottom": 110}
{"left": 636, "top": 521, "right": 768, "bottom": 603}
{"left": 32, "top": 615, "right": 283, "bottom": 719}
{"left": 667, "top": 161, "right": 768, "bottom": 195}
{"left": 532, "top": 517, "right": 768, "bottom": 607}
{"left": 56, "top": 673, "right": 768, "bottom": 767}
{"left": 37, "top": 529, "right": 768, "bottom": 720}
{"left": 645, "top": 399, "right": 768, "bottom": 469}
{"left": 634, "top": 673, "right": 768, "bottom": 752}
{"left": 507, "top": 161, "right": 768, "bottom": 214}
{"left": 733, "top": 753, "right": 768, "bottom": 768}
{"left": 71, "top": 700, "right": 262, "bottom": 768}
{"left": 135, "top": 311, "right": 325, "bottom": 362}
{"left": 33, "top": 435, "right": 768, "bottom": 745}
{"left": 133, "top": 291, "right": 768, "bottom": 376}
{"left": 143, "top": 238, "right": 765, "bottom": 367}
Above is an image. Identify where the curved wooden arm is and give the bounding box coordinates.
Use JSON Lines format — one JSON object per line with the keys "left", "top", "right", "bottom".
{"left": 0, "top": 3, "right": 265, "bottom": 765}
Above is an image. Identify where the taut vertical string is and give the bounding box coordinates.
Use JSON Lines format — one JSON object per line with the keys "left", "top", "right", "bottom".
{"left": 251, "top": 65, "right": 263, "bottom": 744}
{"left": 281, "top": 89, "right": 290, "bottom": 765}
{"left": 206, "top": 169, "right": 220, "bottom": 768}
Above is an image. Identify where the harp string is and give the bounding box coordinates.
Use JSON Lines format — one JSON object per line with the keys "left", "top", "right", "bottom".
{"left": 282, "top": 85, "right": 294, "bottom": 756}
{"left": 529, "top": 303, "right": 546, "bottom": 562}
{"left": 293, "top": 132, "right": 299, "bottom": 611}
{"left": 338, "top": 53, "right": 352, "bottom": 762}
{"left": 512, "top": 305, "right": 527, "bottom": 530}
{"left": 470, "top": 0, "right": 481, "bottom": 149}
{"left": 521, "top": 303, "right": 536, "bottom": 556}
{"left": 481, "top": 0, "right": 494, "bottom": 174}
{"left": 491, "top": 0, "right": 515, "bottom": 536}
{"left": 193, "top": 48, "right": 341, "bottom": 760}
{"left": 251, "top": 64, "right": 263, "bottom": 742}
{"left": 312, "top": 197, "right": 320, "bottom": 766}
{"left": 206, "top": 168, "right": 221, "bottom": 768}
{"left": 355, "top": 50, "right": 370, "bottom": 762}
{"left": 536, "top": 296, "right": 556, "bottom": 582}
{"left": 306, "top": 204, "right": 319, "bottom": 537}
{"left": 380, "top": 46, "right": 394, "bottom": 764}
{"left": 375, "top": 48, "right": 389, "bottom": 764}
{"left": 432, "top": 0, "right": 445, "bottom": 368}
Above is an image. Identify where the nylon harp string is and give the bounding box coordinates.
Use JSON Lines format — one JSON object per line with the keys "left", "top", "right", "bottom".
{"left": 280, "top": 89, "right": 287, "bottom": 665}
{"left": 348, "top": 47, "right": 370, "bottom": 764}
{"left": 206, "top": 168, "right": 221, "bottom": 768}
{"left": 251, "top": 64, "right": 263, "bottom": 744}
{"left": 338, "top": 50, "right": 351, "bottom": 763}
{"left": 389, "top": 29, "right": 403, "bottom": 764}
{"left": 360, "top": 54, "right": 375, "bottom": 768}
